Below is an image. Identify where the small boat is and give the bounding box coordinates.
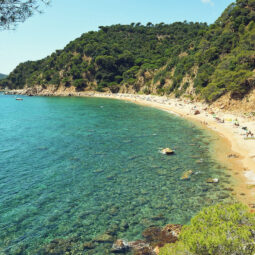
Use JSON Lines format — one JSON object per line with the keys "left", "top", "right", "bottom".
{"left": 16, "top": 98, "right": 23, "bottom": 101}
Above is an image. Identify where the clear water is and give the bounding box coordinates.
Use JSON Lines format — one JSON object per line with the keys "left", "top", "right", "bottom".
{"left": 0, "top": 94, "right": 233, "bottom": 254}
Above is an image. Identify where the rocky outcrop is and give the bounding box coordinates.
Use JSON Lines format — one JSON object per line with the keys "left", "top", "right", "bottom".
{"left": 111, "top": 239, "right": 130, "bottom": 253}
{"left": 111, "top": 224, "right": 182, "bottom": 254}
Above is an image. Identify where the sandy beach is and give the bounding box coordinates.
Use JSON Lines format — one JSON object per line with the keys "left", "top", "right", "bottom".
{"left": 5, "top": 90, "right": 255, "bottom": 205}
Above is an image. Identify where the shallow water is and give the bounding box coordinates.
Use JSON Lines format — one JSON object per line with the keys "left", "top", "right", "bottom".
{"left": 0, "top": 94, "right": 233, "bottom": 254}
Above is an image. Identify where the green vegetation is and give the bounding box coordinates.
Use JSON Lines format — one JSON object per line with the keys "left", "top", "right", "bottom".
{"left": 0, "top": 0, "right": 50, "bottom": 30}
{"left": 2, "top": 0, "right": 255, "bottom": 102}
{"left": 159, "top": 203, "right": 255, "bottom": 255}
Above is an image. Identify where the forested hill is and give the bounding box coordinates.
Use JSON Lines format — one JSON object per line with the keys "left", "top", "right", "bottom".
{"left": 2, "top": 0, "right": 255, "bottom": 103}
{"left": 0, "top": 73, "right": 7, "bottom": 80}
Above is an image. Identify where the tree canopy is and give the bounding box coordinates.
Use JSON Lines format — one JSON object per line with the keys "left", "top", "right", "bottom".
{"left": 2, "top": 0, "right": 255, "bottom": 102}
{"left": 0, "top": 0, "right": 50, "bottom": 30}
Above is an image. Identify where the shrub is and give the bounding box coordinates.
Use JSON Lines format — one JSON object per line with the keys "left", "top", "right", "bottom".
{"left": 181, "top": 203, "right": 255, "bottom": 255}
{"left": 159, "top": 203, "right": 255, "bottom": 255}
{"left": 159, "top": 242, "right": 190, "bottom": 255}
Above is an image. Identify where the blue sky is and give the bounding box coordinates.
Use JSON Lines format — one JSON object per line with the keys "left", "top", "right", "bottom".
{"left": 0, "top": 0, "right": 233, "bottom": 74}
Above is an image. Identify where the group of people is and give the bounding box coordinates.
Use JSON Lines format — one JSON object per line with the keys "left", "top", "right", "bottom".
{"left": 246, "top": 130, "right": 254, "bottom": 138}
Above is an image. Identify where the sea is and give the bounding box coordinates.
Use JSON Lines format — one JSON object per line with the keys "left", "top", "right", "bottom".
{"left": 0, "top": 94, "right": 233, "bottom": 254}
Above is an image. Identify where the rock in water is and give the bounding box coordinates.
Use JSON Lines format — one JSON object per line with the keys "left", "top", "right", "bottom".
{"left": 181, "top": 170, "right": 193, "bottom": 180}
{"left": 94, "top": 233, "right": 114, "bottom": 243}
{"left": 128, "top": 240, "right": 154, "bottom": 255}
{"left": 162, "top": 224, "right": 182, "bottom": 239}
{"left": 161, "top": 148, "right": 174, "bottom": 155}
{"left": 206, "top": 178, "right": 219, "bottom": 183}
{"left": 142, "top": 224, "right": 182, "bottom": 248}
{"left": 111, "top": 239, "right": 129, "bottom": 253}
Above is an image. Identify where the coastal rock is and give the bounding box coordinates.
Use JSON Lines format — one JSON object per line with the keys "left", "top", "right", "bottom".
{"left": 161, "top": 148, "right": 174, "bottom": 155}
{"left": 94, "top": 233, "right": 114, "bottom": 243}
{"left": 111, "top": 239, "right": 129, "bottom": 253}
{"left": 206, "top": 178, "right": 219, "bottom": 183}
{"left": 162, "top": 224, "right": 182, "bottom": 239}
{"left": 181, "top": 170, "right": 193, "bottom": 180}
{"left": 142, "top": 224, "right": 182, "bottom": 248}
{"left": 142, "top": 227, "right": 161, "bottom": 245}
{"left": 194, "top": 110, "right": 200, "bottom": 115}
{"left": 133, "top": 246, "right": 156, "bottom": 255}
{"left": 128, "top": 240, "right": 155, "bottom": 255}
{"left": 153, "top": 246, "right": 160, "bottom": 255}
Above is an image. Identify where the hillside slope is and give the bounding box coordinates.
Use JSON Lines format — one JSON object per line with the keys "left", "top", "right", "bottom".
{"left": 2, "top": 0, "right": 255, "bottom": 105}
{"left": 0, "top": 73, "right": 7, "bottom": 80}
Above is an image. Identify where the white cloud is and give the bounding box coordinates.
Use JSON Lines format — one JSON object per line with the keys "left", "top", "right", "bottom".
{"left": 201, "top": 0, "right": 214, "bottom": 6}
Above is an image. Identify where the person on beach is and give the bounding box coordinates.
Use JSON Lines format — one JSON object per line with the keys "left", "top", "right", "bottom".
{"left": 246, "top": 130, "right": 254, "bottom": 138}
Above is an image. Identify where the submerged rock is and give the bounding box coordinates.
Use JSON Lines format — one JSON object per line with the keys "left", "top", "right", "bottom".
{"left": 93, "top": 169, "right": 104, "bottom": 174}
{"left": 129, "top": 240, "right": 155, "bottom": 255}
{"left": 161, "top": 148, "right": 174, "bottom": 155}
{"left": 142, "top": 224, "right": 182, "bottom": 248}
{"left": 151, "top": 214, "right": 165, "bottom": 221}
{"left": 181, "top": 170, "right": 193, "bottom": 180}
{"left": 37, "top": 237, "right": 80, "bottom": 254}
{"left": 111, "top": 239, "right": 129, "bottom": 253}
{"left": 83, "top": 241, "right": 95, "bottom": 250}
{"left": 206, "top": 178, "right": 219, "bottom": 183}
{"left": 94, "top": 233, "right": 114, "bottom": 243}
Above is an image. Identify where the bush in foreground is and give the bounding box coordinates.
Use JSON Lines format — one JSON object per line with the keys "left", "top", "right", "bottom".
{"left": 159, "top": 203, "right": 255, "bottom": 255}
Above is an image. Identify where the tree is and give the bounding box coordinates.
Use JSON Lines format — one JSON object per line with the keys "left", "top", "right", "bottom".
{"left": 160, "top": 203, "right": 255, "bottom": 255}
{"left": 0, "top": 0, "right": 50, "bottom": 30}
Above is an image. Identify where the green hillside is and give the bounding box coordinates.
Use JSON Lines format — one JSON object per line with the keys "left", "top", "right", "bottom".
{"left": 0, "top": 73, "right": 7, "bottom": 80}
{"left": 1, "top": 0, "right": 255, "bottom": 102}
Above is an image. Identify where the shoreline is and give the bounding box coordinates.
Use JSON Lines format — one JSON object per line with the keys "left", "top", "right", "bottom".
{"left": 93, "top": 93, "right": 255, "bottom": 205}
{"left": 5, "top": 90, "right": 255, "bottom": 205}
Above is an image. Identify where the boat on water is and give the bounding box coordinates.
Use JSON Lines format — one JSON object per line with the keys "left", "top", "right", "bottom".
{"left": 16, "top": 98, "right": 23, "bottom": 101}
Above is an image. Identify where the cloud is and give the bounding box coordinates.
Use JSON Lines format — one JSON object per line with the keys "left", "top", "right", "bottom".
{"left": 201, "top": 0, "right": 214, "bottom": 6}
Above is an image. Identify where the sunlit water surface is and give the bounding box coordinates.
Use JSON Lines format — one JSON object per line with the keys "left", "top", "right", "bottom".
{"left": 0, "top": 94, "right": 233, "bottom": 254}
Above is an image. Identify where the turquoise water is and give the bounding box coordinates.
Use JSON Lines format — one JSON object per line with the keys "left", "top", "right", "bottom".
{"left": 0, "top": 94, "right": 233, "bottom": 254}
